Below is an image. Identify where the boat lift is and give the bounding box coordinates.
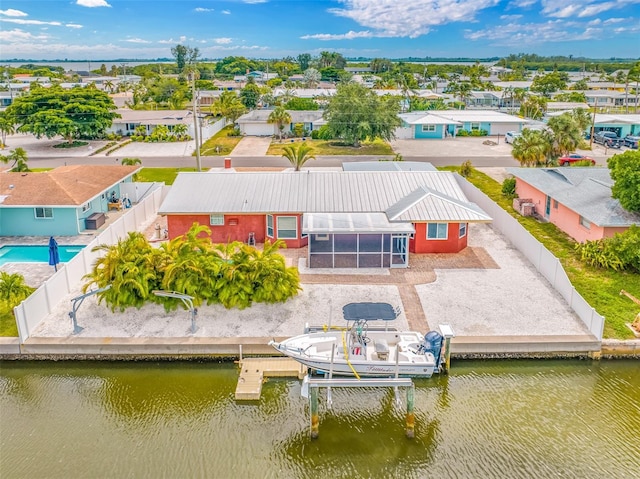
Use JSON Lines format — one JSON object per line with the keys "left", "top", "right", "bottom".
{"left": 69, "top": 285, "right": 111, "bottom": 335}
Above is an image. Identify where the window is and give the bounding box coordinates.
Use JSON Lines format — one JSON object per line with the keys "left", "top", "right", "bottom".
{"left": 266, "top": 215, "right": 274, "bottom": 237}
{"left": 421, "top": 124, "right": 436, "bottom": 132}
{"left": 82, "top": 203, "right": 91, "bottom": 212}
{"left": 35, "top": 207, "right": 53, "bottom": 219}
{"left": 277, "top": 216, "right": 297, "bottom": 239}
{"left": 459, "top": 223, "right": 467, "bottom": 238}
{"left": 314, "top": 234, "right": 329, "bottom": 241}
{"left": 427, "top": 223, "right": 448, "bottom": 239}
{"left": 470, "top": 122, "right": 480, "bottom": 131}
{"left": 553, "top": 199, "right": 558, "bottom": 209}
{"left": 209, "top": 214, "right": 224, "bottom": 226}
{"left": 579, "top": 216, "right": 591, "bottom": 229}
{"left": 301, "top": 214, "right": 307, "bottom": 238}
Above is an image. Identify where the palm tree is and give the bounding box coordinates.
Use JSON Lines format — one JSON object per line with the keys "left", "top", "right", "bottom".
{"left": 0, "top": 147, "right": 30, "bottom": 172}
{"left": 303, "top": 68, "right": 321, "bottom": 88}
{"left": 267, "top": 106, "right": 292, "bottom": 141}
{"left": 547, "top": 113, "right": 583, "bottom": 157}
{"left": 0, "top": 272, "right": 34, "bottom": 307}
{"left": 172, "top": 123, "right": 188, "bottom": 140}
{"left": 121, "top": 157, "right": 141, "bottom": 166}
{"left": 281, "top": 143, "right": 315, "bottom": 171}
{"left": 511, "top": 129, "right": 552, "bottom": 167}
{"left": 0, "top": 110, "right": 15, "bottom": 148}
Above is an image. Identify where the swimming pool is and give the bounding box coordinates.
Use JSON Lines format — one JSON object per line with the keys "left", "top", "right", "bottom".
{"left": 0, "top": 245, "right": 84, "bottom": 266}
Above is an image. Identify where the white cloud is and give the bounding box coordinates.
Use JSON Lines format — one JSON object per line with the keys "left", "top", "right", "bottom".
{"left": 213, "top": 37, "right": 233, "bottom": 44}
{"left": 302, "top": 30, "right": 377, "bottom": 40}
{"left": 66, "top": 23, "right": 83, "bottom": 29}
{"left": 222, "top": 10, "right": 231, "bottom": 14}
{"left": 313, "top": 0, "right": 500, "bottom": 40}
{"left": 0, "top": 9, "right": 28, "bottom": 16}
{"left": 243, "top": 0, "right": 267, "bottom": 3}
{"left": 158, "top": 35, "right": 188, "bottom": 44}
{"left": 464, "top": 15, "right": 637, "bottom": 45}
{"left": 500, "top": 14, "right": 522, "bottom": 20}
{"left": 1, "top": 18, "right": 62, "bottom": 26}
{"left": 195, "top": 7, "right": 214, "bottom": 12}
{"left": 76, "top": 0, "right": 111, "bottom": 7}
{"left": 508, "top": 0, "right": 537, "bottom": 7}
{"left": 125, "top": 37, "right": 151, "bottom": 44}
{"left": 541, "top": 0, "right": 640, "bottom": 18}
{"left": 0, "top": 28, "right": 49, "bottom": 42}
{"left": 603, "top": 17, "right": 624, "bottom": 24}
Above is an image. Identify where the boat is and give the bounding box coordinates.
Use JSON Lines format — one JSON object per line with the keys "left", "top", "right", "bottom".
{"left": 268, "top": 303, "right": 445, "bottom": 378}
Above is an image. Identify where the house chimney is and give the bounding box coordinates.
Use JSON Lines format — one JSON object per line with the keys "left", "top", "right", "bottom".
{"left": 224, "top": 158, "right": 231, "bottom": 169}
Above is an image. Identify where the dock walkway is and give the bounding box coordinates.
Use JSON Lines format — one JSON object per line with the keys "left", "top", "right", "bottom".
{"left": 235, "top": 357, "right": 307, "bottom": 400}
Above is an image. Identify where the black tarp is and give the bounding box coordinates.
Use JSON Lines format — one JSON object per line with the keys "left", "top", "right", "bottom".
{"left": 342, "top": 302, "right": 398, "bottom": 321}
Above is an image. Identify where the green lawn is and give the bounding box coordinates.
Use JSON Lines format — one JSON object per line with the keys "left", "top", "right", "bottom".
{"left": 441, "top": 166, "right": 640, "bottom": 339}
{"left": 267, "top": 138, "right": 394, "bottom": 156}
{"left": 0, "top": 303, "right": 19, "bottom": 337}
{"left": 135, "top": 167, "right": 201, "bottom": 185}
{"left": 199, "top": 125, "right": 244, "bottom": 156}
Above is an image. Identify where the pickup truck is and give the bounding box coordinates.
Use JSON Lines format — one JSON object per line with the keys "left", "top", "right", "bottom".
{"left": 593, "top": 131, "right": 623, "bottom": 148}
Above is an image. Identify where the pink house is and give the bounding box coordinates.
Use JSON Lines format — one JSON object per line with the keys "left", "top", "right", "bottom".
{"left": 507, "top": 167, "right": 640, "bottom": 242}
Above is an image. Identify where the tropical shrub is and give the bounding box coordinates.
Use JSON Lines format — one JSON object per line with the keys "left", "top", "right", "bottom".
{"left": 501, "top": 177, "right": 517, "bottom": 199}
{"left": 575, "top": 225, "right": 640, "bottom": 273}
{"left": 0, "top": 272, "right": 34, "bottom": 307}
{"left": 83, "top": 224, "right": 301, "bottom": 311}
{"left": 459, "top": 160, "right": 473, "bottom": 178}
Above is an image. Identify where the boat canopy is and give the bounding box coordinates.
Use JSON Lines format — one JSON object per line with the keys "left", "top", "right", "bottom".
{"left": 342, "top": 302, "right": 399, "bottom": 321}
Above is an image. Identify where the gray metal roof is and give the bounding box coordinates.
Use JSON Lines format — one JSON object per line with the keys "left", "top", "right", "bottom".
{"left": 507, "top": 167, "right": 640, "bottom": 227}
{"left": 159, "top": 171, "right": 492, "bottom": 223}
{"left": 343, "top": 161, "right": 437, "bottom": 172}
{"left": 303, "top": 213, "right": 414, "bottom": 234}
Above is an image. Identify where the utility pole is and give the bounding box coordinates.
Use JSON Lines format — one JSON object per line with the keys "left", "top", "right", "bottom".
{"left": 589, "top": 97, "right": 597, "bottom": 149}
{"left": 191, "top": 72, "right": 201, "bottom": 171}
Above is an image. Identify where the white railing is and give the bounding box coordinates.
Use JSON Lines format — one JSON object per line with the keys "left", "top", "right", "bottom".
{"left": 455, "top": 174, "right": 605, "bottom": 339}
{"left": 13, "top": 184, "right": 165, "bottom": 341}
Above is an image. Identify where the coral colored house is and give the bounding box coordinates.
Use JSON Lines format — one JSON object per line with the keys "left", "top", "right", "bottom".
{"left": 507, "top": 167, "right": 640, "bottom": 243}
{"left": 159, "top": 168, "right": 492, "bottom": 269}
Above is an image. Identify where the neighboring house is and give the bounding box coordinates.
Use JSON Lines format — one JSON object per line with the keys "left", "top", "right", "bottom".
{"left": 0, "top": 165, "right": 140, "bottom": 236}
{"left": 507, "top": 167, "right": 640, "bottom": 243}
{"left": 248, "top": 71, "right": 278, "bottom": 82}
{"left": 108, "top": 109, "right": 197, "bottom": 137}
{"left": 545, "top": 102, "right": 591, "bottom": 113}
{"left": 236, "top": 110, "right": 325, "bottom": 136}
{"left": 584, "top": 90, "right": 637, "bottom": 109}
{"left": 467, "top": 91, "right": 502, "bottom": 108}
{"left": 352, "top": 74, "right": 381, "bottom": 88}
{"left": 213, "top": 80, "right": 244, "bottom": 91}
{"left": 587, "top": 113, "right": 640, "bottom": 138}
{"left": 272, "top": 88, "right": 336, "bottom": 99}
{"left": 158, "top": 169, "right": 492, "bottom": 269}
{"left": 345, "top": 67, "right": 373, "bottom": 74}
{"left": 397, "top": 110, "right": 528, "bottom": 139}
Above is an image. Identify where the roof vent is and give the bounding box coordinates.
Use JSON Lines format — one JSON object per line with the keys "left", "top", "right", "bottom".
{"left": 9, "top": 184, "right": 14, "bottom": 189}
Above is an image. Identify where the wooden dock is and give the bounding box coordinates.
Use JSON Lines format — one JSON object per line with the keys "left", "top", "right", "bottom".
{"left": 235, "top": 357, "right": 307, "bottom": 400}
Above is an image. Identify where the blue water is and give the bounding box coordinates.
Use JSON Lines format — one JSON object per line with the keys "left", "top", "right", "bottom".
{"left": 0, "top": 245, "right": 83, "bottom": 266}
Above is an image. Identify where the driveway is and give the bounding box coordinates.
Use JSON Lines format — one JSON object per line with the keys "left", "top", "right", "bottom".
{"left": 230, "top": 137, "right": 272, "bottom": 156}
{"left": 111, "top": 139, "right": 196, "bottom": 157}
{"left": 392, "top": 136, "right": 514, "bottom": 158}
{"left": 3, "top": 133, "right": 108, "bottom": 158}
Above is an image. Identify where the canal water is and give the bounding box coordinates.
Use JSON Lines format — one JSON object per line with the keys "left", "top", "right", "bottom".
{"left": 1, "top": 359, "right": 638, "bottom": 478}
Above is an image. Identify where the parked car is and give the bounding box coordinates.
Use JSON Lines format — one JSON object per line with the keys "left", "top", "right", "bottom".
{"left": 557, "top": 153, "right": 596, "bottom": 166}
{"left": 623, "top": 135, "right": 639, "bottom": 149}
{"left": 593, "top": 131, "right": 622, "bottom": 148}
{"left": 504, "top": 131, "right": 521, "bottom": 144}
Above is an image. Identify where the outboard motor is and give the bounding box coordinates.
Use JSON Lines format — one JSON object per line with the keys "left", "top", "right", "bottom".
{"left": 421, "top": 331, "right": 444, "bottom": 363}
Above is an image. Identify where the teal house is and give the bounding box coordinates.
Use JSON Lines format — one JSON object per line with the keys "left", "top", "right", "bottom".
{"left": 0, "top": 165, "right": 140, "bottom": 236}
{"left": 396, "top": 111, "right": 528, "bottom": 139}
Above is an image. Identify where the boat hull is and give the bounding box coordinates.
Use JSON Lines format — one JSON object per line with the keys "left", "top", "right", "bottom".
{"left": 269, "top": 330, "right": 438, "bottom": 378}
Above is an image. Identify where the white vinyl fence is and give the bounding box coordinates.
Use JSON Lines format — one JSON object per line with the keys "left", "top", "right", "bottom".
{"left": 13, "top": 184, "right": 166, "bottom": 342}
{"left": 455, "top": 174, "right": 605, "bottom": 339}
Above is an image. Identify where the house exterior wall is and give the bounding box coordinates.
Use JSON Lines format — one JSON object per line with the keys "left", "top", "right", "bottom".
{"left": 409, "top": 222, "right": 468, "bottom": 253}
{"left": 414, "top": 124, "right": 444, "bottom": 139}
{"left": 0, "top": 207, "right": 80, "bottom": 236}
{"left": 239, "top": 122, "right": 276, "bottom": 136}
{"left": 514, "top": 179, "right": 627, "bottom": 242}
{"left": 166, "top": 213, "right": 308, "bottom": 248}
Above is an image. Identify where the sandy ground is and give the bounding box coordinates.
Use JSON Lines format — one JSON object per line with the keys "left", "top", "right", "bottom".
{"left": 32, "top": 284, "right": 406, "bottom": 338}
{"left": 416, "top": 224, "right": 590, "bottom": 336}
{"left": 28, "top": 224, "right": 589, "bottom": 340}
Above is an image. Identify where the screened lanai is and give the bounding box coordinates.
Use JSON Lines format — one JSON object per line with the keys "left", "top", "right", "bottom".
{"left": 303, "top": 213, "right": 415, "bottom": 269}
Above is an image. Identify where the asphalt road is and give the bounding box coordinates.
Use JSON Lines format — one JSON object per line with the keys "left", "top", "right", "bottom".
{"left": 27, "top": 155, "right": 522, "bottom": 169}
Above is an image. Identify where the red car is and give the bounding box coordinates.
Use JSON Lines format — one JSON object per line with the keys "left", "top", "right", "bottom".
{"left": 558, "top": 154, "right": 596, "bottom": 166}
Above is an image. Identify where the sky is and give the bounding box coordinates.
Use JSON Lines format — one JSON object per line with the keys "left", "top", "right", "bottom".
{"left": 1, "top": 0, "right": 639, "bottom": 61}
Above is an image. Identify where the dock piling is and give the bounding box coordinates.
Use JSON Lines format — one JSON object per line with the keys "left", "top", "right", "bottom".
{"left": 406, "top": 385, "right": 415, "bottom": 439}
{"left": 310, "top": 387, "right": 320, "bottom": 439}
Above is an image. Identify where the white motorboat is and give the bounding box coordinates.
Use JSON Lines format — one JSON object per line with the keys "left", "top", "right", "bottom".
{"left": 269, "top": 303, "right": 444, "bottom": 378}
